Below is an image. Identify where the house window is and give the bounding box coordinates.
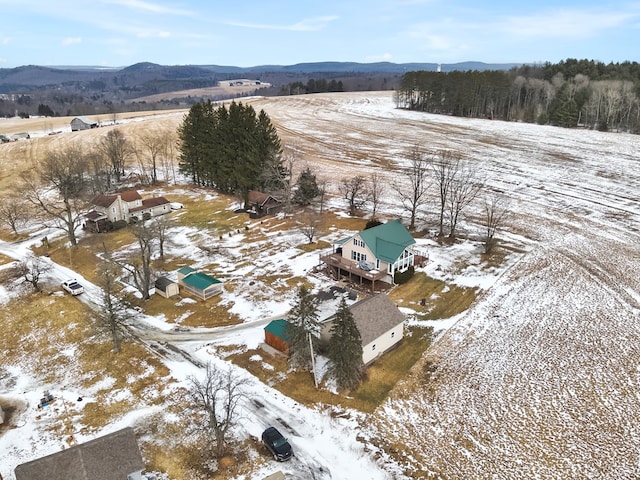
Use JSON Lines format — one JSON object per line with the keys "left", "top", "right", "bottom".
{"left": 353, "top": 238, "right": 364, "bottom": 248}
{"left": 391, "top": 331, "right": 395, "bottom": 338}
{"left": 372, "top": 344, "right": 376, "bottom": 351}
{"left": 376, "top": 259, "right": 380, "bottom": 269}
{"left": 351, "top": 251, "right": 367, "bottom": 262}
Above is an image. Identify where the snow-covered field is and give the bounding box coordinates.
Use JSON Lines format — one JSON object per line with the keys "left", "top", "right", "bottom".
{"left": 1, "top": 91, "right": 640, "bottom": 479}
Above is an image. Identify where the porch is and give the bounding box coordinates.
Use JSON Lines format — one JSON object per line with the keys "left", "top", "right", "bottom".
{"left": 320, "top": 252, "right": 389, "bottom": 292}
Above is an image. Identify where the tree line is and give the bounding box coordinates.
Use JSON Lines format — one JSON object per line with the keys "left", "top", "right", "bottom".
{"left": 396, "top": 58, "right": 640, "bottom": 133}
{"left": 278, "top": 78, "right": 345, "bottom": 95}
{"left": 178, "top": 100, "right": 284, "bottom": 200}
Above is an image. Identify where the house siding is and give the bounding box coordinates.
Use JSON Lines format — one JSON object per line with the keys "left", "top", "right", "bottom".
{"left": 87, "top": 191, "right": 170, "bottom": 229}
{"left": 340, "top": 235, "right": 386, "bottom": 271}
{"left": 362, "top": 323, "right": 404, "bottom": 365}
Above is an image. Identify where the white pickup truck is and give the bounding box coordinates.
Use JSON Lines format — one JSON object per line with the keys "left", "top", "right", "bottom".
{"left": 61, "top": 279, "right": 84, "bottom": 296}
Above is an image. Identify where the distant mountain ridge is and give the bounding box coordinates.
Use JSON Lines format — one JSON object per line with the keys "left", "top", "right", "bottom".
{"left": 0, "top": 60, "right": 521, "bottom": 116}
{"left": 0, "top": 60, "right": 520, "bottom": 88}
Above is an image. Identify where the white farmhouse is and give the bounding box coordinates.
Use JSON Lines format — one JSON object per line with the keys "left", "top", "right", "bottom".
{"left": 321, "top": 219, "right": 419, "bottom": 291}
{"left": 84, "top": 189, "right": 171, "bottom": 232}
{"left": 321, "top": 293, "right": 405, "bottom": 365}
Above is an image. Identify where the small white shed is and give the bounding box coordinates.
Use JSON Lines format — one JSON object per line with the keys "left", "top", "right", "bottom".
{"left": 154, "top": 276, "right": 179, "bottom": 298}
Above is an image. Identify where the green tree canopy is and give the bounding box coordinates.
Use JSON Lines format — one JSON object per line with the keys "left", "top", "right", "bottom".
{"left": 285, "top": 285, "right": 320, "bottom": 370}
{"left": 178, "top": 100, "right": 283, "bottom": 196}
{"left": 293, "top": 167, "right": 321, "bottom": 206}
{"left": 326, "top": 297, "right": 364, "bottom": 391}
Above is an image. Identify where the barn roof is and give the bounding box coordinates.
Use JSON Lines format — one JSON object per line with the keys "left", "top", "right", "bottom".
{"left": 14, "top": 427, "right": 144, "bottom": 480}
{"left": 72, "top": 116, "right": 97, "bottom": 125}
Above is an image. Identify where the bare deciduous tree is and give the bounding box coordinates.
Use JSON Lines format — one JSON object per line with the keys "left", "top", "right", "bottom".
{"left": 392, "top": 145, "right": 430, "bottom": 230}
{"left": 96, "top": 250, "right": 129, "bottom": 352}
{"left": 483, "top": 194, "right": 509, "bottom": 253}
{"left": 87, "top": 150, "right": 111, "bottom": 195}
{"left": 152, "top": 214, "right": 172, "bottom": 259}
{"left": 299, "top": 211, "right": 321, "bottom": 244}
{"left": 431, "top": 150, "right": 460, "bottom": 237}
{"left": 15, "top": 255, "right": 51, "bottom": 291}
{"left": 137, "top": 130, "right": 166, "bottom": 185}
{"left": 263, "top": 144, "right": 296, "bottom": 212}
{"left": 97, "top": 128, "right": 131, "bottom": 184}
{"left": 114, "top": 221, "right": 156, "bottom": 299}
{"left": 188, "top": 363, "right": 250, "bottom": 459}
{"left": 21, "top": 145, "right": 89, "bottom": 246}
{"left": 317, "top": 176, "right": 329, "bottom": 215}
{"left": 0, "top": 196, "right": 28, "bottom": 235}
{"left": 369, "top": 172, "right": 385, "bottom": 220}
{"left": 159, "top": 128, "right": 178, "bottom": 185}
{"left": 446, "top": 161, "right": 484, "bottom": 238}
{"left": 339, "top": 175, "right": 368, "bottom": 216}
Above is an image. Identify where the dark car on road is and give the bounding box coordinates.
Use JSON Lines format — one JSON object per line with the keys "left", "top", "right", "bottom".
{"left": 262, "top": 426, "right": 293, "bottom": 461}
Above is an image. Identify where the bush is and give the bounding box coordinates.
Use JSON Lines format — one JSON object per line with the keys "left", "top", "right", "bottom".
{"left": 364, "top": 219, "right": 383, "bottom": 230}
{"left": 111, "top": 220, "right": 128, "bottom": 230}
{"left": 394, "top": 266, "right": 415, "bottom": 285}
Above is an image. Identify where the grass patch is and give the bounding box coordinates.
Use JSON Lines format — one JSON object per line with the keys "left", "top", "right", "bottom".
{"left": 173, "top": 192, "right": 246, "bottom": 233}
{"left": 0, "top": 252, "right": 15, "bottom": 265}
{"left": 0, "top": 292, "right": 92, "bottom": 367}
{"left": 349, "top": 326, "right": 433, "bottom": 411}
{"left": 389, "top": 272, "right": 478, "bottom": 319}
{"left": 297, "top": 240, "right": 330, "bottom": 253}
{"left": 142, "top": 292, "right": 241, "bottom": 327}
{"left": 78, "top": 341, "right": 173, "bottom": 427}
{"left": 229, "top": 325, "right": 433, "bottom": 413}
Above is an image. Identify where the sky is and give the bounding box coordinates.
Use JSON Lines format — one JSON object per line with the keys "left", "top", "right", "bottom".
{"left": 0, "top": 0, "right": 639, "bottom": 68}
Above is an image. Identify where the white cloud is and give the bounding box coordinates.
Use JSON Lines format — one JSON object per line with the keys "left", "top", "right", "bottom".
{"left": 62, "top": 37, "right": 82, "bottom": 46}
{"left": 136, "top": 31, "right": 171, "bottom": 38}
{"left": 100, "top": 0, "right": 193, "bottom": 16}
{"left": 503, "top": 8, "right": 638, "bottom": 38}
{"left": 227, "top": 15, "right": 339, "bottom": 32}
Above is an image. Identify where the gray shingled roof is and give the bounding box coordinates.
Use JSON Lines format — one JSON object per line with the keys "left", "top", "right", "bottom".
{"left": 14, "top": 427, "right": 145, "bottom": 480}
{"left": 326, "top": 293, "right": 405, "bottom": 346}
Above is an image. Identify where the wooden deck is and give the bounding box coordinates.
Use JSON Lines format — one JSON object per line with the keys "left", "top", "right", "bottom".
{"left": 320, "top": 252, "right": 389, "bottom": 291}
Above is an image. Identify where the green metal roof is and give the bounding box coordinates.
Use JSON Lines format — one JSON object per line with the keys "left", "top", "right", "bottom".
{"left": 178, "top": 266, "right": 196, "bottom": 275}
{"left": 181, "top": 271, "right": 221, "bottom": 290}
{"left": 357, "top": 219, "right": 415, "bottom": 263}
{"left": 264, "top": 319, "right": 289, "bottom": 340}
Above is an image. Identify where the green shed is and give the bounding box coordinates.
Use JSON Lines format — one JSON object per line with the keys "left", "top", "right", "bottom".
{"left": 264, "top": 319, "right": 290, "bottom": 353}
{"left": 177, "top": 267, "right": 223, "bottom": 300}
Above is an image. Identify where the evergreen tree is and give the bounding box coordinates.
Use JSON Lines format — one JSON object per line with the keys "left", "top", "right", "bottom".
{"left": 327, "top": 298, "right": 364, "bottom": 391}
{"left": 285, "top": 286, "right": 320, "bottom": 370}
{"left": 293, "top": 167, "right": 321, "bottom": 206}
{"left": 256, "top": 109, "right": 284, "bottom": 191}
{"left": 177, "top": 101, "right": 283, "bottom": 195}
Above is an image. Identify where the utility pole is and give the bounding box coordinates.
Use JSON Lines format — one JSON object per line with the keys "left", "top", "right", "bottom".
{"left": 308, "top": 332, "right": 318, "bottom": 388}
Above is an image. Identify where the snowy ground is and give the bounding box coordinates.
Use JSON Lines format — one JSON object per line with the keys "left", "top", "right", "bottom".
{"left": 2, "top": 91, "right": 640, "bottom": 479}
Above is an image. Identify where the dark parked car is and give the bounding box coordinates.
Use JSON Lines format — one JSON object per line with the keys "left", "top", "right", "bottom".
{"left": 262, "top": 426, "right": 293, "bottom": 461}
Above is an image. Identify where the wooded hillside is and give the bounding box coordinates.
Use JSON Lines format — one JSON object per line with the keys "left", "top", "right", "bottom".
{"left": 396, "top": 59, "right": 640, "bottom": 133}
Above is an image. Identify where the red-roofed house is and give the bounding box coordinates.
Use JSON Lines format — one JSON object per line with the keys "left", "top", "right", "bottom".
{"left": 85, "top": 189, "right": 171, "bottom": 232}
{"left": 247, "top": 190, "right": 282, "bottom": 217}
